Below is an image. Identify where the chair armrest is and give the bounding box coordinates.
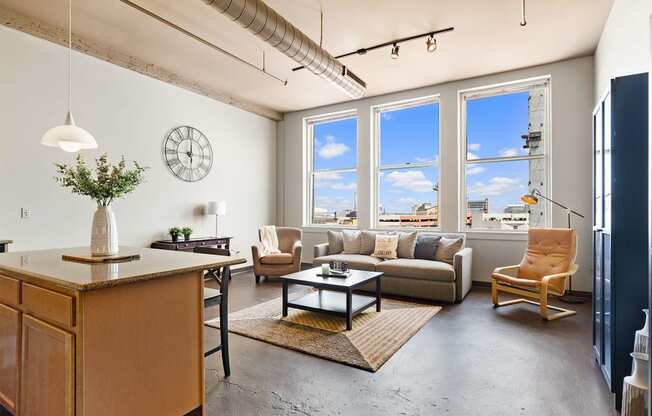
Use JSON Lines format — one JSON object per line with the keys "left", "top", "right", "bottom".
{"left": 492, "top": 265, "right": 520, "bottom": 277}
{"left": 292, "top": 241, "right": 303, "bottom": 265}
{"left": 314, "top": 243, "right": 329, "bottom": 260}
{"left": 251, "top": 245, "right": 262, "bottom": 267}
{"left": 453, "top": 247, "right": 473, "bottom": 302}
{"left": 541, "top": 264, "right": 579, "bottom": 283}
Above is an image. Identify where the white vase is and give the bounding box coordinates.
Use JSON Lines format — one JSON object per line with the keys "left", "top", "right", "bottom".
{"left": 629, "top": 353, "right": 649, "bottom": 389}
{"left": 641, "top": 309, "right": 649, "bottom": 336}
{"left": 635, "top": 309, "right": 650, "bottom": 354}
{"left": 623, "top": 353, "right": 649, "bottom": 416}
{"left": 90, "top": 205, "right": 118, "bottom": 257}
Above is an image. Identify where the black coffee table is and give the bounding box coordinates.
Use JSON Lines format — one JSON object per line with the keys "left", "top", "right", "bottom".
{"left": 279, "top": 267, "right": 383, "bottom": 330}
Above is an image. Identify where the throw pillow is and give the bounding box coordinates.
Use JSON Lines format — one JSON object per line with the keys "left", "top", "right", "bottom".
{"left": 414, "top": 234, "right": 441, "bottom": 261}
{"left": 397, "top": 231, "right": 418, "bottom": 259}
{"left": 372, "top": 234, "right": 399, "bottom": 259}
{"left": 434, "top": 237, "right": 464, "bottom": 264}
{"left": 327, "top": 230, "right": 344, "bottom": 254}
{"left": 360, "top": 231, "right": 378, "bottom": 255}
{"left": 342, "top": 229, "right": 362, "bottom": 254}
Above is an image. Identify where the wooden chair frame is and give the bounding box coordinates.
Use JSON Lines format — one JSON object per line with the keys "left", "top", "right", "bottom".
{"left": 491, "top": 263, "right": 578, "bottom": 321}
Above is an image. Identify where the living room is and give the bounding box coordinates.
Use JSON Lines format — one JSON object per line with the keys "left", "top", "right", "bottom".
{"left": 0, "top": 0, "right": 651, "bottom": 415}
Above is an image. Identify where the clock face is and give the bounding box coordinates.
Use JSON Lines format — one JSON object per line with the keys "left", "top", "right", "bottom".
{"left": 163, "top": 126, "right": 213, "bottom": 182}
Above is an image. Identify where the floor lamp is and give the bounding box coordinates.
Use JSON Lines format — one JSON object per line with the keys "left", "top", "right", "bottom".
{"left": 521, "top": 189, "right": 585, "bottom": 304}
{"left": 207, "top": 201, "right": 226, "bottom": 237}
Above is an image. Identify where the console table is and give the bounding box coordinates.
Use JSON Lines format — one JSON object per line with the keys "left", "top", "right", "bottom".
{"left": 151, "top": 236, "right": 232, "bottom": 255}
{"left": 0, "top": 240, "right": 12, "bottom": 253}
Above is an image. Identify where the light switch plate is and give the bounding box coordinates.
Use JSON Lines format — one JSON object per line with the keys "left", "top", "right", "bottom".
{"left": 21, "top": 208, "right": 30, "bottom": 219}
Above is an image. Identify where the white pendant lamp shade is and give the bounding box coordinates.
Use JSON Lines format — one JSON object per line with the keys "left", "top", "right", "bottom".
{"left": 41, "top": 111, "right": 98, "bottom": 153}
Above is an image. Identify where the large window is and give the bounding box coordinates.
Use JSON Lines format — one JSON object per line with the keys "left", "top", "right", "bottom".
{"left": 305, "top": 111, "right": 358, "bottom": 226}
{"left": 460, "top": 78, "right": 549, "bottom": 232}
{"left": 374, "top": 97, "right": 440, "bottom": 228}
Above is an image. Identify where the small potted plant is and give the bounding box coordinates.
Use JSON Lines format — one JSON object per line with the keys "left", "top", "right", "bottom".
{"left": 169, "top": 227, "right": 181, "bottom": 243}
{"left": 182, "top": 227, "right": 193, "bottom": 241}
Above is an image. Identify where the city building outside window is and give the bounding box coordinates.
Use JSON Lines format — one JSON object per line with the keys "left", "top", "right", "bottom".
{"left": 305, "top": 111, "right": 358, "bottom": 226}
{"left": 460, "top": 78, "right": 550, "bottom": 232}
{"left": 373, "top": 96, "right": 440, "bottom": 228}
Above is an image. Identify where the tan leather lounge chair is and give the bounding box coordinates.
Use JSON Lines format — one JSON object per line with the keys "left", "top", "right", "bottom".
{"left": 491, "top": 228, "right": 578, "bottom": 321}
{"left": 251, "top": 227, "right": 302, "bottom": 284}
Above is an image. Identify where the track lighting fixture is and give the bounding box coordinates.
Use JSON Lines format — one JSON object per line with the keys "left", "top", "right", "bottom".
{"left": 390, "top": 43, "right": 400, "bottom": 59}
{"left": 426, "top": 35, "right": 437, "bottom": 52}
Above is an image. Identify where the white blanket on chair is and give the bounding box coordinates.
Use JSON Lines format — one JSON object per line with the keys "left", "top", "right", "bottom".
{"left": 260, "top": 225, "right": 281, "bottom": 256}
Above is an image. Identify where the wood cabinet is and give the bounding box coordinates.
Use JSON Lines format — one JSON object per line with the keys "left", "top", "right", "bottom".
{"left": 0, "top": 304, "right": 20, "bottom": 415}
{"left": 592, "top": 72, "right": 649, "bottom": 410}
{"left": 20, "top": 315, "right": 74, "bottom": 416}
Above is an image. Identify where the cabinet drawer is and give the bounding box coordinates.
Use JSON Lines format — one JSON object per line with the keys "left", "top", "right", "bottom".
{"left": 22, "top": 284, "right": 74, "bottom": 328}
{"left": 0, "top": 275, "right": 20, "bottom": 307}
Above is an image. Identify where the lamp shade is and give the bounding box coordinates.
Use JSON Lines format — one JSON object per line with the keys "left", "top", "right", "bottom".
{"left": 207, "top": 201, "right": 227, "bottom": 216}
{"left": 41, "top": 111, "right": 98, "bottom": 153}
{"left": 521, "top": 193, "right": 539, "bottom": 205}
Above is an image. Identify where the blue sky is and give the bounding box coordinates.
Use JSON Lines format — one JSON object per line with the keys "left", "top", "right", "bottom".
{"left": 311, "top": 92, "right": 534, "bottom": 216}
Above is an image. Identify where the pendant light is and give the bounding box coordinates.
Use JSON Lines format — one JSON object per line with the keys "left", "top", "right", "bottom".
{"left": 41, "top": 0, "right": 97, "bottom": 152}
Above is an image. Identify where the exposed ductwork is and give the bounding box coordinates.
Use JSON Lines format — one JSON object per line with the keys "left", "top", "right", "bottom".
{"left": 200, "top": 0, "right": 366, "bottom": 99}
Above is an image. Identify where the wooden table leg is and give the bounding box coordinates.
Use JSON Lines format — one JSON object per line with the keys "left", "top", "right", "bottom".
{"left": 282, "top": 280, "right": 288, "bottom": 317}
{"left": 376, "top": 276, "right": 382, "bottom": 312}
{"left": 346, "top": 290, "right": 352, "bottom": 331}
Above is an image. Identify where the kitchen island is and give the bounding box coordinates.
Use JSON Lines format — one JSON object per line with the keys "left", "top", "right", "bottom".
{"left": 0, "top": 246, "right": 245, "bottom": 416}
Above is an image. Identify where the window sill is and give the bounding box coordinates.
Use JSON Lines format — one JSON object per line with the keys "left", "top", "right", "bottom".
{"left": 463, "top": 231, "right": 527, "bottom": 241}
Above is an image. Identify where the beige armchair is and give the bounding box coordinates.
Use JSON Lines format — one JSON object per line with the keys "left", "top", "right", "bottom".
{"left": 491, "top": 228, "right": 578, "bottom": 321}
{"left": 251, "top": 227, "right": 302, "bottom": 284}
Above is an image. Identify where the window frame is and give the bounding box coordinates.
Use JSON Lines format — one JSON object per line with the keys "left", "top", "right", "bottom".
{"left": 303, "top": 109, "right": 358, "bottom": 228}
{"left": 371, "top": 95, "right": 442, "bottom": 230}
{"left": 458, "top": 76, "right": 552, "bottom": 234}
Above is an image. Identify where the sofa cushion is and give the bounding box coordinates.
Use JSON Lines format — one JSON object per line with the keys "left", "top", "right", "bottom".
{"left": 313, "top": 254, "right": 383, "bottom": 271}
{"left": 342, "top": 230, "right": 362, "bottom": 254}
{"left": 434, "top": 237, "right": 464, "bottom": 264}
{"left": 376, "top": 259, "right": 455, "bottom": 282}
{"left": 397, "top": 231, "right": 418, "bottom": 259}
{"left": 414, "top": 235, "right": 441, "bottom": 260}
{"left": 360, "top": 231, "right": 378, "bottom": 255}
{"left": 327, "top": 230, "right": 343, "bottom": 254}
{"left": 260, "top": 253, "right": 294, "bottom": 265}
{"left": 372, "top": 234, "right": 399, "bottom": 259}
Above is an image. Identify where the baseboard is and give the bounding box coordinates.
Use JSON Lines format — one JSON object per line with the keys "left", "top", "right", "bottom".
{"left": 472, "top": 280, "right": 592, "bottom": 298}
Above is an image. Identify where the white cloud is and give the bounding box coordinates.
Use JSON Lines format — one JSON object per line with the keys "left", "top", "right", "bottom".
{"left": 414, "top": 156, "right": 432, "bottom": 163}
{"left": 397, "top": 197, "right": 418, "bottom": 205}
{"left": 468, "top": 177, "right": 524, "bottom": 197}
{"left": 318, "top": 135, "right": 351, "bottom": 159}
{"left": 329, "top": 182, "right": 357, "bottom": 190}
{"left": 313, "top": 171, "right": 343, "bottom": 181}
{"left": 384, "top": 170, "right": 434, "bottom": 193}
{"left": 467, "top": 152, "right": 479, "bottom": 160}
{"left": 381, "top": 112, "right": 393, "bottom": 120}
{"left": 499, "top": 148, "right": 519, "bottom": 157}
{"left": 468, "top": 143, "right": 481, "bottom": 151}
{"left": 466, "top": 165, "right": 485, "bottom": 175}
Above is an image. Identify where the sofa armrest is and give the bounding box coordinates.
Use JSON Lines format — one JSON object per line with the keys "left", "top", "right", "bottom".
{"left": 453, "top": 247, "right": 473, "bottom": 302}
{"left": 292, "top": 241, "right": 303, "bottom": 266}
{"left": 314, "top": 243, "right": 329, "bottom": 260}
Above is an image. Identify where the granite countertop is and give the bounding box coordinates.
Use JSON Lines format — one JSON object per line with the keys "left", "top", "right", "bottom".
{"left": 0, "top": 246, "right": 246, "bottom": 292}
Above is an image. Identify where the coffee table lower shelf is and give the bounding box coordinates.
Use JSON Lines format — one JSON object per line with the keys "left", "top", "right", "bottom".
{"left": 288, "top": 291, "right": 376, "bottom": 316}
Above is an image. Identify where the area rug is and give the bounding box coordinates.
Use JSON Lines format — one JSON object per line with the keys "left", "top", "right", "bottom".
{"left": 205, "top": 293, "right": 441, "bottom": 372}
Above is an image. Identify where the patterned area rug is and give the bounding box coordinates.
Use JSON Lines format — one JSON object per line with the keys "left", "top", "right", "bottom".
{"left": 205, "top": 292, "right": 441, "bottom": 372}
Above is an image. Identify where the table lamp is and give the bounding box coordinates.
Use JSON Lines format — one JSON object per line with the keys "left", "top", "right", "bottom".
{"left": 207, "top": 201, "right": 227, "bottom": 237}
{"left": 521, "top": 189, "right": 585, "bottom": 304}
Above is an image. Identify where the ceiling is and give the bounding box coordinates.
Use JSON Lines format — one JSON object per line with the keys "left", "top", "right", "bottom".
{"left": 0, "top": 0, "right": 614, "bottom": 117}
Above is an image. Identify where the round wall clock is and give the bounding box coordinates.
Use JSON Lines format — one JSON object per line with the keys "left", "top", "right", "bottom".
{"left": 163, "top": 126, "right": 213, "bottom": 182}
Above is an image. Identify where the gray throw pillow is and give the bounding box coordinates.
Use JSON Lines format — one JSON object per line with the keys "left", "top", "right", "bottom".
{"left": 397, "top": 231, "right": 418, "bottom": 259}
{"left": 360, "top": 231, "right": 378, "bottom": 255}
{"left": 414, "top": 235, "right": 441, "bottom": 261}
{"left": 327, "top": 231, "right": 343, "bottom": 254}
{"left": 342, "top": 229, "right": 362, "bottom": 254}
{"left": 434, "top": 237, "right": 464, "bottom": 264}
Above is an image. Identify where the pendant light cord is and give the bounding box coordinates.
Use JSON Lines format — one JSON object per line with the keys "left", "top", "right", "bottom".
{"left": 68, "top": 0, "right": 72, "bottom": 113}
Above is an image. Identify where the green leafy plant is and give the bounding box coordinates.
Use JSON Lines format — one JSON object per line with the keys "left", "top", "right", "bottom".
{"left": 55, "top": 154, "right": 147, "bottom": 207}
{"left": 181, "top": 227, "right": 193, "bottom": 238}
{"left": 169, "top": 227, "right": 181, "bottom": 239}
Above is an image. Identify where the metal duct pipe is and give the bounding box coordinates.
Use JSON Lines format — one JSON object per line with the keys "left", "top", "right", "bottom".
{"left": 200, "top": 0, "right": 366, "bottom": 98}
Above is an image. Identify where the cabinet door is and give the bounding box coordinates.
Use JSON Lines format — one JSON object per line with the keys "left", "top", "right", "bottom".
{"left": 0, "top": 304, "right": 20, "bottom": 415}
{"left": 20, "top": 315, "right": 74, "bottom": 416}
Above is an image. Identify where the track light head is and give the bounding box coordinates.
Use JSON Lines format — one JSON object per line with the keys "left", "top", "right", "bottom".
{"left": 390, "top": 43, "right": 400, "bottom": 59}
{"left": 426, "top": 35, "right": 437, "bottom": 52}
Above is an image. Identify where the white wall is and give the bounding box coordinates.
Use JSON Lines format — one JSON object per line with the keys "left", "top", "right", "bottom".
{"left": 278, "top": 56, "right": 595, "bottom": 292}
{"left": 0, "top": 26, "right": 277, "bottom": 267}
{"left": 594, "top": 0, "right": 652, "bottom": 99}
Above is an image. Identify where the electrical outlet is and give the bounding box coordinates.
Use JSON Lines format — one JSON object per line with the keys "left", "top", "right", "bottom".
{"left": 21, "top": 208, "right": 30, "bottom": 219}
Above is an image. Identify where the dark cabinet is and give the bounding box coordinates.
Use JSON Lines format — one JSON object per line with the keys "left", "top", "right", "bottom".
{"left": 592, "top": 73, "right": 649, "bottom": 410}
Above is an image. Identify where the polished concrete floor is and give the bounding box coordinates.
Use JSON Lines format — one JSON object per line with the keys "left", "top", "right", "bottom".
{"left": 203, "top": 272, "right": 615, "bottom": 416}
